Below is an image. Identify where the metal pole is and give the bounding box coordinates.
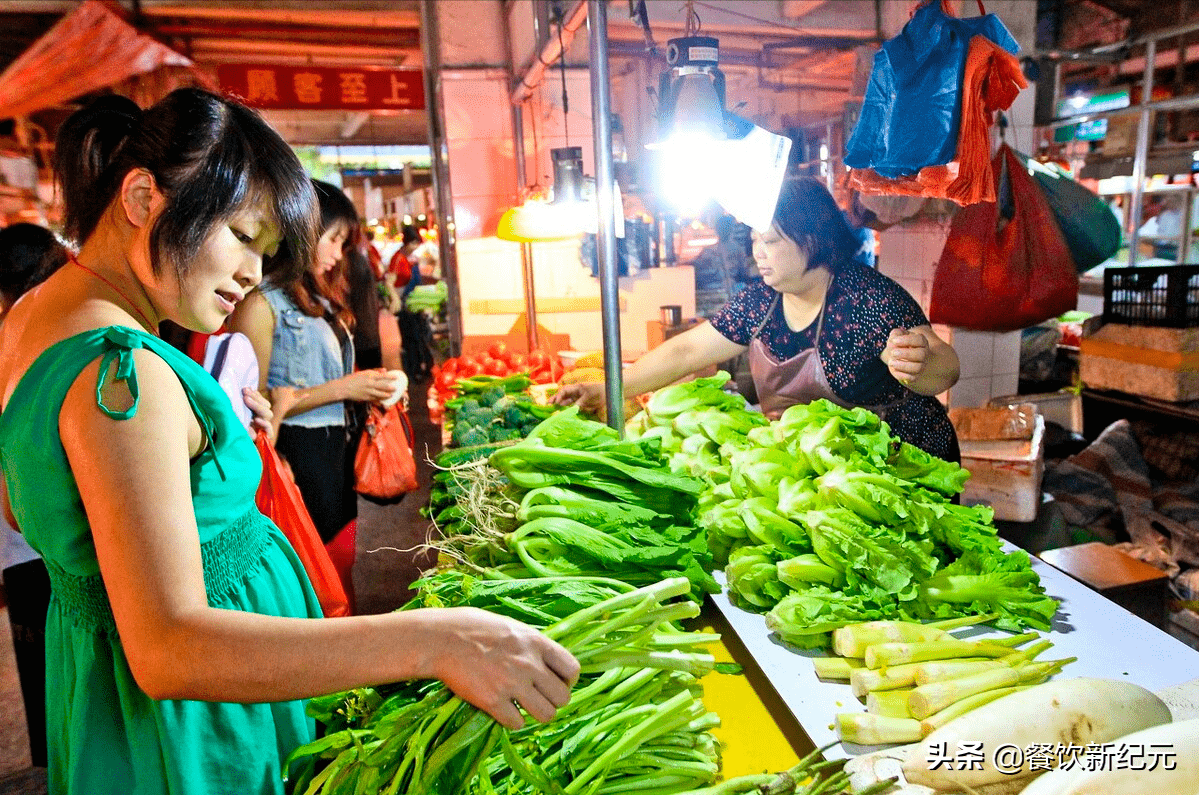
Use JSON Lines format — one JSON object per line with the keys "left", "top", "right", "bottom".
{"left": 588, "top": 0, "right": 623, "bottom": 431}
{"left": 420, "top": 0, "right": 462, "bottom": 354}
{"left": 511, "top": 103, "right": 540, "bottom": 352}
{"left": 1128, "top": 39, "right": 1156, "bottom": 268}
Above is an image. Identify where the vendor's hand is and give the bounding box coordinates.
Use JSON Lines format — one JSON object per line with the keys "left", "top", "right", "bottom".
{"left": 552, "top": 382, "right": 605, "bottom": 415}
{"left": 882, "top": 327, "right": 930, "bottom": 386}
{"left": 242, "top": 387, "right": 275, "bottom": 441}
{"left": 344, "top": 368, "right": 400, "bottom": 403}
{"left": 427, "top": 607, "right": 580, "bottom": 729}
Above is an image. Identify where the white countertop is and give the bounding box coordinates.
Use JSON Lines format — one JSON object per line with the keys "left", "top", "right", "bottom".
{"left": 710, "top": 544, "right": 1199, "bottom": 760}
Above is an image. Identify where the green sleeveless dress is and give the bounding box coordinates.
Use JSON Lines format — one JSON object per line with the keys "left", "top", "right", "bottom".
{"left": 0, "top": 326, "right": 323, "bottom": 794}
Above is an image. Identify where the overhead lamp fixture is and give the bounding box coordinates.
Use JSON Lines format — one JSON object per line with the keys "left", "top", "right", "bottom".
{"left": 648, "top": 36, "right": 728, "bottom": 216}
{"left": 498, "top": 146, "right": 625, "bottom": 243}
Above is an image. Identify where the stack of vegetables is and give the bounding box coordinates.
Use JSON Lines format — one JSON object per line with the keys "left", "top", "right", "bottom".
{"left": 430, "top": 346, "right": 564, "bottom": 422}
{"left": 809, "top": 616, "right": 1074, "bottom": 746}
{"left": 404, "top": 280, "right": 447, "bottom": 315}
{"left": 286, "top": 576, "right": 726, "bottom": 794}
{"left": 625, "top": 374, "right": 1060, "bottom": 649}
{"left": 431, "top": 407, "right": 719, "bottom": 601}
{"left": 443, "top": 373, "right": 559, "bottom": 448}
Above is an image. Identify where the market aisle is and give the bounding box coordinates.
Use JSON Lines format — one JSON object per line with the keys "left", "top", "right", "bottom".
{"left": 0, "top": 605, "right": 39, "bottom": 791}
{"left": 352, "top": 374, "right": 440, "bottom": 615}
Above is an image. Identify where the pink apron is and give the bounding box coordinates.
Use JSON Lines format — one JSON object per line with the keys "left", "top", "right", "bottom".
{"left": 747, "top": 293, "right": 907, "bottom": 421}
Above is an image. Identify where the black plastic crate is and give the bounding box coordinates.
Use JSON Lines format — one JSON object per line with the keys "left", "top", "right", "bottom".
{"left": 1103, "top": 265, "right": 1199, "bottom": 328}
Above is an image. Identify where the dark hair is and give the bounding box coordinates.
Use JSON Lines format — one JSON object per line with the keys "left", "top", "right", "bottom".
{"left": 401, "top": 224, "right": 421, "bottom": 247}
{"left": 284, "top": 179, "right": 357, "bottom": 331}
{"left": 54, "top": 88, "right": 318, "bottom": 284}
{"left": 771, "top": 177, "right": 862, "bottom": 272}
{"left": 0, "top": 223, "right": 68, "bottom": 303}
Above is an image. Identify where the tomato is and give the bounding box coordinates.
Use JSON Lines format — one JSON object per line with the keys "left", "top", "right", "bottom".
{"left": 456, "top": 359, "right": 482, "bottom": 377}
{"left": 527, "top": 350, "right": 551, "bottom": 369}
{"left": 484, "top": 358, "right": 509, "bottom": 376}
{"left": 531, "top": 368, "right": 555, "bottom": 384}
{"left": 509, "top": 352, "right": 528, "bottom": 371}
{"left": 436, "top": 369, "right": 458, "bottom": 391}
{"left": 442, "top": 358, "right": 459, "bottom": 376}
{"left": 487, "top": 341, "right": 509, "bottom": 362}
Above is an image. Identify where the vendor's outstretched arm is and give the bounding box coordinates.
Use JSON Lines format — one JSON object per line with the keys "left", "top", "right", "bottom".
{"left": 555, "top": 321, "right": 745, "bottom": 412}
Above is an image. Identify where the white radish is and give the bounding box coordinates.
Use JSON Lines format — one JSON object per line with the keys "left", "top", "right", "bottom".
{"left": 902, "top": 677, "right": 1171, "bottom": 791}
{"left": 1017, "top": 717, "right": 1199, "bottom": 795}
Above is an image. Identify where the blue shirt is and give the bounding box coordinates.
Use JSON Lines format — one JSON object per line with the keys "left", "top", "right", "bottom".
{"left": 261, "top": 283, "right": 353, "bottom": 429}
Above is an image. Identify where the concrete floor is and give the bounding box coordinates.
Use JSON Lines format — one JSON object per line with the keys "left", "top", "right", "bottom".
{"left": 0, "top": 377, "right": 441, "bottom": 788}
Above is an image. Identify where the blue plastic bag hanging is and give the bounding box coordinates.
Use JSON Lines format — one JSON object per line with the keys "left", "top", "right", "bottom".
{"left": 845, "top": 0, "right": 1019, "bottom": 179}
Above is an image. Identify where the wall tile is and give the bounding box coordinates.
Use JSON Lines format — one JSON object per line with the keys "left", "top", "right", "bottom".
{"left": 948, "top": 376, "right": 992, "bottom": 409}
{"left": 991, "top": 372, "right": 1019, "bottom": 402}
{"left": 442, "top": 75, "right": 514, "bottom": 141}
{"left": 448, "top": 138, "right": 518, "bottom": 200}
{"left": 993, "top": 331, "right": 1022, "bottom": 376}
{"left": 954, "top": 330, "right": 995, "bottom": 380}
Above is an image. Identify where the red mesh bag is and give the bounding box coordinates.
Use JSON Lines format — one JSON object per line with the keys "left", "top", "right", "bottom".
{"left": 930, "top": 144, "right": 1078, "bottom": 331}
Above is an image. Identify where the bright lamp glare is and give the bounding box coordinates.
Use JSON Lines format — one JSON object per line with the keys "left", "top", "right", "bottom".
{"left": 658, "top": 132, "right": 719, "bottom": 215}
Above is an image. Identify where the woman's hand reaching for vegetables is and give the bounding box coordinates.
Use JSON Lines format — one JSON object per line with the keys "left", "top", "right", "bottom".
{"left": 552, "top": 381, "right": 605, "bottom": 415}
{"left": 424, "top": 607, "right": 580, "bottom": 729}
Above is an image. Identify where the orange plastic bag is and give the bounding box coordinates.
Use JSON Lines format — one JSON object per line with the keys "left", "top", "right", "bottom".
{"left": 929, "top": 144, "right": 1079, "bottom": 331}
{"left": 253, "top": 430, "right": 351, "bottom": 617}
{"left": 354, "top": 404, "right": 418, "bottom": 499}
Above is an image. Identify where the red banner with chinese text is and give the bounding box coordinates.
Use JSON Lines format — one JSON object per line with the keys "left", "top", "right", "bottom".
{"left": 217, "top": 64, "right": 424, "bottom": 111}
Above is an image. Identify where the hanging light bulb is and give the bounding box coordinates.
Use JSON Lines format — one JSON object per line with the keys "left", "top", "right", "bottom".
{"left": 498, "top": 146, "right": 624, "bottom": 243}
{"left": 648, "top": 36, "right": 726, "bottom": 216}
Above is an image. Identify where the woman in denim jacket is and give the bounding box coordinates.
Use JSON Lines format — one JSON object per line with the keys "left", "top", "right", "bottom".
{"left": 231, "top": 180, "right": 397, "bottom": 542}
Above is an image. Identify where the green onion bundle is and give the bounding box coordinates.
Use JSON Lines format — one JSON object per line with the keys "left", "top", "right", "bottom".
{"left": 285, "top": 578, "right": 723, "bottom": 795}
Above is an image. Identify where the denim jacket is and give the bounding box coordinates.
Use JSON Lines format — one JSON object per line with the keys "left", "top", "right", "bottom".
{"left": 261, "top": 283, "right": 354, "bottom": 429}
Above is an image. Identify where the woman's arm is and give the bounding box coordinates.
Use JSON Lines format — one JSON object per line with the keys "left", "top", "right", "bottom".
{"left": 59, "top": 353, "right": 577, "bottom": 728}
{"left": 881, "top": 324, "right": 960, "bottom": 396}
{"left": 226, "top": 291, "right": 274, "bottom": 394}
{"left": 555, "top": 321, "right": 745, "bottom": 413}
{"left": 273, "top": 369, "right": 396, "bottom": 419}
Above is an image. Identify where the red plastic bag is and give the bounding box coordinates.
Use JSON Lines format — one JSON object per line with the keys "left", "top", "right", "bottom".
{"left": 354, "top": 404, "right": 418, "bottom": 499}
{"left": 930, "top": 144, "right": 1078, "bottom": 331}
{"left": 253, "top": 430, "right": 351, "bottom": 617}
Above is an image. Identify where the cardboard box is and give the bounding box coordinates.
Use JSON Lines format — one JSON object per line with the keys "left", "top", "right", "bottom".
{"left": 958, "top": 412, "right": 1046, "bottom": 523}
{"left": 1080, "top": 322, "right": 1199, "bottom": 402}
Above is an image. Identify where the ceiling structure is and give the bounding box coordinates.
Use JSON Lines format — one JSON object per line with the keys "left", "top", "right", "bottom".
{"left": 0, "top": 1, "right": 426, "bottom": 148}
{"left": 0, "top": 1, "right": 1191, "bottom": 152}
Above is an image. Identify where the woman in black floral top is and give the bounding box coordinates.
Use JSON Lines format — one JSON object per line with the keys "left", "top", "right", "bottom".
{"left": 557, "top": 178, "right": 961, "bottom": 462}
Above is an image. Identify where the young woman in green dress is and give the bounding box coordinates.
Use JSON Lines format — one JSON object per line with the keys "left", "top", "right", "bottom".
{"left": 0, "top": 88, "right": 578, "bottom": 795}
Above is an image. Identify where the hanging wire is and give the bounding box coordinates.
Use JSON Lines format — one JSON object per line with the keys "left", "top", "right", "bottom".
{"left": 683, "top": 1, "right": 701, "bottom": 36}
{"left": 557, "top": 18, "right": 570, "bottom": 145}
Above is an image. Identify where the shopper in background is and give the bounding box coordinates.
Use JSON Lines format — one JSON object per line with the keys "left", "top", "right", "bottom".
{"left": 230, "top": 179, "right": 396, "bottom": 543}
{"left": 388, "top": 224, "right": 436, "bottom": 383}
{"left": 363, "top": 228, "right": 384, "bottom": 280}
{"left": 343, "top": 224, "right": 383, "bottom": 372}
{"left": 0, "top": 221, "right": 68, "bottom": 769}
{"left": 556, "top": 177, "right": 961, "bottom": 462}
{"left": 0, "top": 89, "right": 578, "bottom": 795}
